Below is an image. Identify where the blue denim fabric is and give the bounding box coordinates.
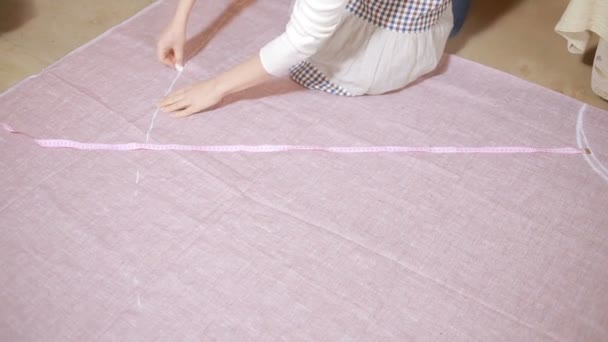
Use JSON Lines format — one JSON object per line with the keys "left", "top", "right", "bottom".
{"left": 450, "top": 0, "right": 471, "bottom": 37}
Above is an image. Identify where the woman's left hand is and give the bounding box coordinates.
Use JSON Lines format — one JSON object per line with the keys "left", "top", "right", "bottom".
{"left": 159, "top": 55, "right": 272, "bottom": 117}
{"left": 159, "top": 79, "right": 225, "bottom": 118}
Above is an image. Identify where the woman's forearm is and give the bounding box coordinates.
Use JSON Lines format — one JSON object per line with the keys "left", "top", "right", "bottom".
{"left": 215, "top": 55, "right": 273, "bottom": 97}
{"left": 172, "top": 0, "right": 197, "bottom": 26}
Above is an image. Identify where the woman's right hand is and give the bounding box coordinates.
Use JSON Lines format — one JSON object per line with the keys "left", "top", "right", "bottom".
{"left": 157, "top": 21, "right": 186, "bottom": 68}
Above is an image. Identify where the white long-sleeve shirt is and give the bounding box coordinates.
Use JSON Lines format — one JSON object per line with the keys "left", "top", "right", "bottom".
{"left": 260, "top": 0, "right": 453, "bottom": 96}
{"left": 259, "top": 0, "right": 349, "bottom": 77}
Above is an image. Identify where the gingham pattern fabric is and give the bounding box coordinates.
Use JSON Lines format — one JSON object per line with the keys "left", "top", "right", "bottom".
{"left": 289, "top": 61, "right": 353, "bottom": 96}
{"left": 346, "top": 0, "right": 451, "bottom": 33}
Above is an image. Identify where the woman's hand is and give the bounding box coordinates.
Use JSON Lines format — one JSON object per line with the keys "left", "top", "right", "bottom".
{"left": 159, "top": 79, "right": 225, "bottom": 117}
{"left": 157, "top": 0, "right": 197, "bottom": 67}
{"left": 159, "top": 55, "right": 273, "bottom": 117}
{"left": 157, "top": 22, "right": 186, "bottom": 68}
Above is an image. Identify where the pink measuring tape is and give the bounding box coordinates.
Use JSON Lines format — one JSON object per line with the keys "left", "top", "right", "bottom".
{"left": 2, "top": 122, "right": 589, "bottom": 155}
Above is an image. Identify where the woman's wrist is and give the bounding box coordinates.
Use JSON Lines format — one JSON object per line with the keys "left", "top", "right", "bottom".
{"left": 207, "top": 77, "right": 228, "bottom": 99}
{"left": 170, "top": 15, "right": 188, "bottom": 31}
{"left": 172, "top": 0, "right": 195, "bottom": 28}
{"left": 214, "top": 56, "right": 273, "bottom": 97}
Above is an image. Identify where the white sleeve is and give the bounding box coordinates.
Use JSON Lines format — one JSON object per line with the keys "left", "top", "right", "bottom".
{"left": 259, "top": 0, "right": 348, "bottom": 77}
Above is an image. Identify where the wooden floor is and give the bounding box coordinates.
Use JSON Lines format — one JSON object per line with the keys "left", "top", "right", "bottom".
{"left": 1, "top": 0, "right": 606, "bottom": 110}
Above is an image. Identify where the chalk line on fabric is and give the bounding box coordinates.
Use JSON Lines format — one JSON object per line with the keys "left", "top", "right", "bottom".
{"left": 576, "top": 104, "right": 608, "bottom": 183}
{"left": 136, "top": 66, "right": 184, "bottom": 185}
{"left": 144, "top": 66, "right": 184, "bottom": 143}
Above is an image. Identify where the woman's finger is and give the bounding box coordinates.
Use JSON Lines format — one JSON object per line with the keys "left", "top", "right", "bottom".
{"left": 165, "top": 52, "right": 176, "bottom": 67}
{"left": 174, "top": 48, "right": 184, "bottom": 67}
{"left": 159, "top": 92, "right": 185, "bottom": 107}
{"left": 161, "top": 99, "right": 189, "bottom": 113}
{"left": 171, "top": 106, "right": 198, "bottom": 118}
{"left": 157, "top": 47, "right": 172, "bottom": 66}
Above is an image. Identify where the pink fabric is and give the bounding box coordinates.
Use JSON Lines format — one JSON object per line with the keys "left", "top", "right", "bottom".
{"left": 1, "top": 1, "right": 607, "bottom": 341}
{"left": 1, "top": 122, "right": 587, "bottom": 154}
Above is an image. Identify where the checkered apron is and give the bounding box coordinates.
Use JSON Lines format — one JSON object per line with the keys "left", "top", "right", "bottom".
{"left": 289, "top": 0, "right": 452, "bottom": 96}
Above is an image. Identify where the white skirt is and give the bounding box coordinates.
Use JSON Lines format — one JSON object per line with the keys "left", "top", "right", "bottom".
{"left": 289, "top": 0, "right": 454, "bottom": 96}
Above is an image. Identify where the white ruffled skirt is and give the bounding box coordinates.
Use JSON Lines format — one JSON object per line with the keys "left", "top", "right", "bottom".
{"left": 289, "top": 0, "right": 454, "bottom": 96}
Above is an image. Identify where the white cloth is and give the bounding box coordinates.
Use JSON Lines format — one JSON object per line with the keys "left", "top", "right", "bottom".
{"left": 592, "top": 38, "right": 608, "bottom": 100}
{"left": 555, "top": 0, "right": 608, "bottom": 54}
{"left": 259, "top": 0, "right": 453, "bottom": 95}
{"left": 260, "top": 0, "right": 348, "bottom": 77}
{"left": 555, "top": 0, "right": 608, "bottom": 100}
